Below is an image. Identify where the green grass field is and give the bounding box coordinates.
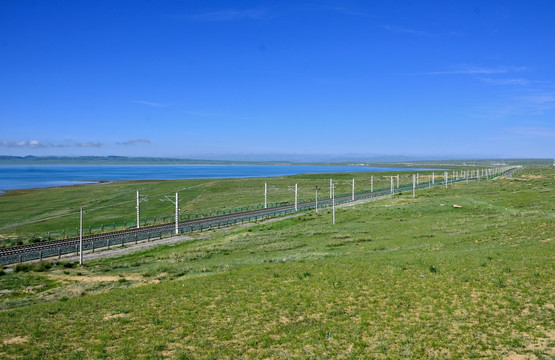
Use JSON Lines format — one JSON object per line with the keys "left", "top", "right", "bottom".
{"left": 0, "top": 167, "right": 553, "bottom": 359}
{"left": 0, "top": 170, "right": 443, "bottom": 245}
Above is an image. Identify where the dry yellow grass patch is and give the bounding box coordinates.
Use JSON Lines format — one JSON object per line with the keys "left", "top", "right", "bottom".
{"left": 47, "top": 273, "right": 143, "bottom": 282}
{"left": 2, "top": 336, "right": 28, "bottom": 345}
{"left": 103, "top": 313, "right": 129, "bottom": 321}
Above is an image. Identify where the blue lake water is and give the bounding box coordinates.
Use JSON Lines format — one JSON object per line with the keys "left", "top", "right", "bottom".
{"left": 0, "top": 164, "right": 438, "bottom": 192}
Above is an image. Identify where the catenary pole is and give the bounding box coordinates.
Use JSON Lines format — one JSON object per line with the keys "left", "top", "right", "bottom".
{"left": 79, "top": 205, "right": 83, "bottom": 265}
{"left": 332, "top": 182, "right": 335, "bottom": 225}
{"left": 264, "top": 182, "right": 267, "bottom": 209}
{"left": 390, "top": 177, "right": 394, "bottom": 195}
{"left": 295, "top": 184, "right": 298, "bottom": 211}
{"left": 136, "top": 191, "right": 140, "bottom": 229}
{"left": 175, "top": 192, "right": 179, "bottom": 235}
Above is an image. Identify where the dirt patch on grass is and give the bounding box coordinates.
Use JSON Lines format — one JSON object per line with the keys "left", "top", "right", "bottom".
{"left": 103, "top": 313, "right": 129, "bottom": 321}
{"left": 527, "top": 329, "right": 555, "bottom": 356}
{"left": 520, "top": 175, "right": 545, "bottom": 179}
{"left": 46, "top": 274, "right": 143, "bottom": 282}
{"left": 3, "top": 336, "right": 28, "bottom": 345}
{"left": 504, "top": 354, "right": 535, "bottom": 360}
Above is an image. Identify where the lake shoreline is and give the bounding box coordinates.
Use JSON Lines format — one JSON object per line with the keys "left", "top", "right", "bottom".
{"left": 0, "top": 164, "right": 442, "bottom": 193}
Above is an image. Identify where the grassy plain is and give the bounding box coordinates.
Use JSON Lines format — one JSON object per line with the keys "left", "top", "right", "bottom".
{"left": 0, "top": 170, "right": 437, "bottom": 244}
{"left": 0, "top": 167, "right": 553, "bottom": 359}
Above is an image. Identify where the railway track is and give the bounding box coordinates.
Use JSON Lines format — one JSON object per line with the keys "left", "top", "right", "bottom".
{"left": 0, "top": 187, "right": 394, "bottom": 259}
{"left": 0, "top": 169, "right": 515, "bottom": 265}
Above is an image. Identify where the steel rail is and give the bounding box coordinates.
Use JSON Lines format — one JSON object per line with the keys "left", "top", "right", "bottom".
{"left": 0, "top": 169, "right": 514, "bottom": 264}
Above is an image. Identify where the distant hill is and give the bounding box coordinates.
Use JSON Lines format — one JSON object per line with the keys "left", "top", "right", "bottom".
{"left": 0, "top": 156, "right": 296, "bottom": 165}
{"left": 0, "top": 155, "right": 549, "bottom": 167}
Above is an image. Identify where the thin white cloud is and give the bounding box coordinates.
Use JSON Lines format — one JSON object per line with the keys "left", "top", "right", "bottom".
{"left": 117, "top": 139, "right": 151, "bottom": 146}
{"left": 479, "top": 78, "right": 530, "bottom": 86}
{"left": 424, "top": 65, "right": 527, "bottom": 75}
{"left": 1, "top": 140, "right": 110, "bottom": 148}
{"left": 75, "top": 141, "right": 102, "bottom": 148}
{"left": 132, "top": 100, "right": 167, "bottom": 108}
{"left": 474, "top": 91, "right": 555, "bottom": 119}
{"left": 0, "top": 140, "right": 66, "bottom": 148}
{"left": 176, "top": 8, "right": 269, "bottom": 21}
{"left": 380, "top": 25, "right": 431, "bottom": 36}
{"left": 314, "top": 5, "right": 368, "bottom": 17}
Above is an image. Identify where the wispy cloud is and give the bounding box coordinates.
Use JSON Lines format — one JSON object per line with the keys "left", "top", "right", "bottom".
{"left": 313, "top": 5, "right": 367, "bottom": 17}
{"left": 380, "top": 25, "right": 431, "bottom": 36}
{"left": 132, "top": 100, "right": 167, "bottom": 108}
{"left": 183, "top": 110, "right": 252, "bottom": 121}
{"left": 75, "top": 141, "right": 102, "bottom": 148}
{"left": 478, "top": 77, "right": 530, "bottom": 86}
{"left": 424, "top": 65, "right": 527, "bottom": 75}
{"left": 1, "top": 140, "right": 104, "bottom": 148}
{"left": 117, "top": 139, "right": 151, "bottom": 146}
{"left": 0, "top": 140, "right": 60, "bottom": 148}
{"left": 474, "top": 91, "right": 555, "bottom": 119}
{"left": 175, "top": 8, "right": 270, "bottom": 21}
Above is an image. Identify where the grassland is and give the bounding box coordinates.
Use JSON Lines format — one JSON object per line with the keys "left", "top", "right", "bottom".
{"left": 0, "top": 167, "right": 553, "bottom": 359}
{"left": 0, "top": 170, "right": 437, "bottom": 245}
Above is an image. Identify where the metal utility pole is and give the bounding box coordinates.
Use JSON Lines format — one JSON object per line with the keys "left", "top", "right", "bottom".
{"left": 332, "top": 182, "right": 335, "bottom": 225}
{"left": 371, "top": 176, "right": 374, "bottom": 192}
{"left": 314, "top": 185, "right": 320, "bottom": 212}
{"left": 413, "top": 175, "right": 416, "bottom": 198}
{"left": 390, "top": 177, "right": 394, "bottom": 195}
{"left": 264, "top": 182, "right": 267, "bottom": 209}
{"left": 160, "top": 193, "right": 179, "bottom": 234}
{"left": 432, "top": 172, "right": 435, "bottom": 184}
{"left": 79, "top": 205, "right": 83, "bottom": 265}
{"left": 295, "top": 184, "right": 298, "bottom": 211}
{"left": 287, "top": 184, "right": 298, "bottom": 211}
{"left": 397, "top": 175, "right": 399, "bottom": 188}
{"left": 136, "top": 191, "right": 140, "bottom": 228}
{"left": 175, "top": 192, "right": 179, "bottom": 234}
{"left": 445, "top": 172, "right": 448, "bottom": 189}
{"left": 136, "top": 191, "right": 148, "bottom": 228}
{"left": 330, "top": 178, "right": 332, "bottom": 199}
{"left": 352, "top": 178, "right": 355, "bottom": 201}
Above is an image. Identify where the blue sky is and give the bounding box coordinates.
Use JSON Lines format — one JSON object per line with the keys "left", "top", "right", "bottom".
{"left": 1, "top": 1, "right": 554, "bottom": 160}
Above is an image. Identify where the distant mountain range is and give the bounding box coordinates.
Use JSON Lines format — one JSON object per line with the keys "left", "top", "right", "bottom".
{"left": 0, "top": 155, "right": 548, "bottom": 166}
{"left": 0, "top": 156, "right": 265, "bottom": 165}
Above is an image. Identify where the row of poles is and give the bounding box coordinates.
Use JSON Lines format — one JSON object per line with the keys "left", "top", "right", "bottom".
{"left": 77, "top": 166, "right": 515, "bottom": 264}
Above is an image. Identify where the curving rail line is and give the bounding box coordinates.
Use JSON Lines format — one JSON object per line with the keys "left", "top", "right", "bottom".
{"left": 0, "top": 170, "right": 514, "bottom": 265}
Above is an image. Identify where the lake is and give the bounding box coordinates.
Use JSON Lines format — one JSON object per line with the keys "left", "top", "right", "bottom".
{"left": 0, "top": 164, "right": 438, "bottom": 192}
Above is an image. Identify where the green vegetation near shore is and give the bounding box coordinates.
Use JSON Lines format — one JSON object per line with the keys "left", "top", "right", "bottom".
{"left": 0, "top": 167, "right": 553, "bottom": 358}
{"left": 1, "top": 170, "right": 436, "bottom": 245}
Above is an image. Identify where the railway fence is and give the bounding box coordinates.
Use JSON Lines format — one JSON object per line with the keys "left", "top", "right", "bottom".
{"left": 0, "top": 167, "right": 517, "bottom": 265}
